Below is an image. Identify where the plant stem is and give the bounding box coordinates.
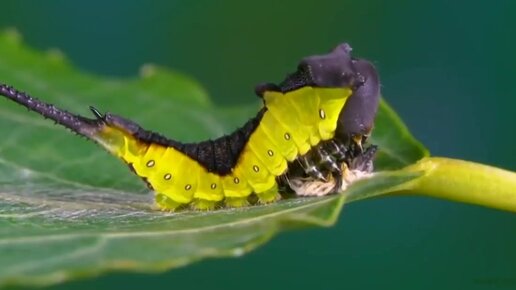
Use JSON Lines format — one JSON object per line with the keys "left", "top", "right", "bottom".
{"left": 401, "top": 157, "right": 516, "bottom": 212}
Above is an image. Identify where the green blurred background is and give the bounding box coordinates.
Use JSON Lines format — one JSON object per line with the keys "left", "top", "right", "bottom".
{"left": 1, "top": 0, "right": 515, "bottom": 289}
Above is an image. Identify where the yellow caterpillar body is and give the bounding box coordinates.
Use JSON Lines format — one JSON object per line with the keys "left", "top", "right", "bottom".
{"left": 98, "top": 87, "right": 352, "bottom": 210}
{"left": 0, "top": 43, "right": 380, "bottom": 211}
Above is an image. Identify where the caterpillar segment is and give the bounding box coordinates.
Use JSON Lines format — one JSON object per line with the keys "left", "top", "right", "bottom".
{"left": 0, "top": 42, "right": 381, "bottom": 211}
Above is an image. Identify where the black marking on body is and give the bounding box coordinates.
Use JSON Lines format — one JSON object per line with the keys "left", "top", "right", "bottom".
{"left": 97, "top": 108, "right": 265, "bottom": 175}
{"left": 142, "top": 177, "right": 154, "bottom": 190}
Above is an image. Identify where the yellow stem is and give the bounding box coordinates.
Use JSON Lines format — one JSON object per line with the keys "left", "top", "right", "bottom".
{"left": 401, "top": 157, "right": 516, "bottom": 212}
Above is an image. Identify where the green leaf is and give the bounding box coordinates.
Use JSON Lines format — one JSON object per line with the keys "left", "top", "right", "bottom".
{"left": 0, "top": 29, "right": 429, "bottom": 287}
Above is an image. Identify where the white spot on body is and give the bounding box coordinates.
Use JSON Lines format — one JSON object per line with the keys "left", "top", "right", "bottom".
{"left": 319, "top": 109, "right": 326, "bottom": 119}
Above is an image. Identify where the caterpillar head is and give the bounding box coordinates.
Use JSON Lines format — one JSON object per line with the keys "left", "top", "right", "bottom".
{"left": 254, "top": 43, "right": 380, "bottom": 146}
{"left": 335, "top": 57, "right": 380, "bottom": 146}
{"left": 255, "top": 43, "right": 365, "bottom": 96}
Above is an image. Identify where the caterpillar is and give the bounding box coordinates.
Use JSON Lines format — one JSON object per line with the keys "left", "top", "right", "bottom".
{"left": 0, "top": 43, "right": 380, "bottom": 211}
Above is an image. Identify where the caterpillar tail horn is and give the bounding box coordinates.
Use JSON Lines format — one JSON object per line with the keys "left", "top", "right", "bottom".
{"left": 0, "top": 83, "right": 153, "bottom": 162}
{"left": 0, "top": 83, "right": 107, "bottom": 141}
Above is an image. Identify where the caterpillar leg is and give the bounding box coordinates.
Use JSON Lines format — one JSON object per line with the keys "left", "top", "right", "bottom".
{"left": 287, "top": 174, "right": 338, "bottom": 197}
{"left": 190, "top": 199, "right": 218, "bottom": 211}
{"left": 155, "top": 193, "right": 184, "bottom": 212}
{"left": 286, "top": 144, "right": 377, "bottom": 196}
{"left": 225, "top": 197, "right": 250, "bottom": 208}
{"left": 256, "top": 185, "right": 281, "bottom": 204}
{"left": 340, "top": 145, "right": 377, "bottom": 191}
{"left": 314, "top": 146, "right": 341, "bottom": 174}
{"left": 297, "top": 155, "right": 326, "bottom": 181}
{"left": 349, "top": 144, "right": 377, "bottom": 173}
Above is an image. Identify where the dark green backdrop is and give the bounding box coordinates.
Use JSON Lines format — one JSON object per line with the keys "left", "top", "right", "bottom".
{"left": 1, "top": 1, "right": 515, "bottom": 289}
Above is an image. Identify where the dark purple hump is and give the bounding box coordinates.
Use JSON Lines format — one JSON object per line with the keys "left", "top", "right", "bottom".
{"left": 255, "top": 43, "right": 364, "bottom": 97}
{"left": 336, "top": 59, "right": 380, "bottom": 138}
